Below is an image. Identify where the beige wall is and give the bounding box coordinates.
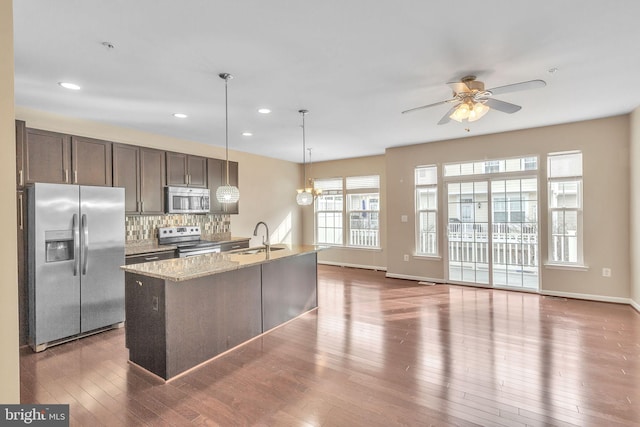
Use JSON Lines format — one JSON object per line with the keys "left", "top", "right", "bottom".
{"left": 386, "top": 116, "right": 631, "bottom": 301}
{"left": 301, "top": 155, "right": 387, "bottom": 269}
{"left": 1, "top": 0, "right": 20, "bottom": 403}
{"left": 15, "top": 107, "right": 304, "bottom": 248}
{"left": 630, "top": 107, "right": 640, "bottom": 311}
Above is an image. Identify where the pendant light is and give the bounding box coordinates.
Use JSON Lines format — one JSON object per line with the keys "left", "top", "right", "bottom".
{"left": 216, "top": 73, "right": 240, "bottom": 204}
{"left": 296, "top": 110, "right": 314, "bottom": 206}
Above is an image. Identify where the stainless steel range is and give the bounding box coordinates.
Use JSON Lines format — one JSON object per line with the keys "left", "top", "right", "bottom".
{"left": 158, "top": 226, "right": 221, "bottom": 258}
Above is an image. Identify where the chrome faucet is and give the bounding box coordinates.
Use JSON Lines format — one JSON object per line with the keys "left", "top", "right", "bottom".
{"left": 253, "top": 221, "right": 270, "bottom": 255}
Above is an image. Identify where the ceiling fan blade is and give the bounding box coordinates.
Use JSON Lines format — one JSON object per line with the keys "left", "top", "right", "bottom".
{"left": 486, "top": 79, "right": 546, "bottom": 96}
{"left": 484, "top": 98, "right": 522, "bottom": 114}
{"left": 437, "top": 104, "right": 459, "bottom": 125}
{"left": 401, "top": 99, "right": 452, "bottom": 115}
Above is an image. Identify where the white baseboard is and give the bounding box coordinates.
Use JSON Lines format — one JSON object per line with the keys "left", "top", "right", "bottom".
{"left": 540, "top": 289, "right": 631, "bottom": 305}
{"left": 384, "top": 272, "right": 447, "bottom": 283}
{"left": 318, "top": 260, "right": 387, "bottom": 272}
{"left": 631, "top": 298, "right": 640, "bottom": 313}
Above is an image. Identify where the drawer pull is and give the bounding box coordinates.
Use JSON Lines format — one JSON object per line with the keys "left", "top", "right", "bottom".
{"left": 145, "top": 256, "right": 159, "bottom": 261}
{"left": 136, "top": 280, "right": 143, "bottom": 286}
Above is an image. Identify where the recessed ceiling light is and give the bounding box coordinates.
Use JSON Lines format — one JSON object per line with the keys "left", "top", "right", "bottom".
{"left": 242, "top": 132, "right": 253, "bottom": 136}
{"left": 173, "top": 113, "right": 188, "bottom": 119}
{"left": 58, "top": 82, "right": 81, "bottom": 90}
{"left": 257, "top": 108, "right": 271, "bottom": 114}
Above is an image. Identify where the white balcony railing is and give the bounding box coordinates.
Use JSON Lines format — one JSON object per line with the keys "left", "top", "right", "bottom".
{"left": 350, "top": 229, "right": 379, "bottom": 247}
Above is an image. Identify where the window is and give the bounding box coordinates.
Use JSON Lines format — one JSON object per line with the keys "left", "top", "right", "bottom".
{"left": 346, "top": 176, "right": 380, "bottom": 247}
{"left": 314, "top": 178, "right": 343, "bottom": 245}
{"left": 548, "top": 152, "right": 583, "bottom": 265}
{"left": 415, "top": 166, "right": 438, "bottom": 256}
{"left": 314, "top": 175, "right": 380, "bottom": 248}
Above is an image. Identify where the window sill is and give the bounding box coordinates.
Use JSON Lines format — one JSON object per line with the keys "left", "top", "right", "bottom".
{"left": 413, "top": 254, "right": 442, "bottom": 261}
{"left": 544, "top": 263, "right": 589, "bottom": 272}
{"left": 317, "top": 244, "right": 382, "bottom": 252}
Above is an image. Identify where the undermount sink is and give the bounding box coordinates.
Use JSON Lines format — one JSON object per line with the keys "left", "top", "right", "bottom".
{"left": 236, "top": 245, "right": 286, "bottom": 255}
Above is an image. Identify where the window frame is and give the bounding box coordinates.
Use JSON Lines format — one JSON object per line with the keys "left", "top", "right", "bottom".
{"left": 314, "top": 178, "right": 344, "bottom": 246}
{"left": 314, "top": 175, "right": 381, "bottom": 249}
{"left": 547, "top": 152, "right": 584, "bottom": 266}
{"left": 415, "top": 165, "right": 438, "bottom": 257}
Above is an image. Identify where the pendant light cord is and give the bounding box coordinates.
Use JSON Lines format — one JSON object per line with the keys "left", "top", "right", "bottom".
{"left": 302, "top": 111, "right": 306, "bottom": 187}
{"left": 224, "top": 76, "right": 230, "bottom": 186}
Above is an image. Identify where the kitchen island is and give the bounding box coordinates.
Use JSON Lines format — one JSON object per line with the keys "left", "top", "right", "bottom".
{"left": 121, "top": 245, "right": 322, "bottom": 380}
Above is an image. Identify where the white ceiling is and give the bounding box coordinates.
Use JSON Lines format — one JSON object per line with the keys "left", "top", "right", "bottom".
{"left": 13, "top": 0, "right": 640, "bottom": 163}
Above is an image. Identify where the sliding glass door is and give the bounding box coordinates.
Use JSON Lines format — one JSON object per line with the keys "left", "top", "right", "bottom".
{"left": 447, "top": 178, "right": 539, "bottom": 290}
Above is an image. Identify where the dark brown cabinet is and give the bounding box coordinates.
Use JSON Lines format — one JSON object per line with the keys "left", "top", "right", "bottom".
{"left": 20, "top": 128, "right": 113, "bottom": 186}
{"left": 166, "top": 152, "right": 207, "bottom": 188}
{"left": 71, "top": 136, "right": 112, "bottom": 186}
{"left": 113, "top": 144, "right": 166, "bottom": 214}
{"left": 23, "top": 128, "right": 71, "bottom": 185}
{"left": 207, "top": 158, "right": 239, "bottom": 214}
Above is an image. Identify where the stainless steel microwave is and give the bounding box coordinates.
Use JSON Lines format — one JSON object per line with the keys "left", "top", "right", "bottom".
{"left": 165, "top": 186, "right": 210, "bottom": 214}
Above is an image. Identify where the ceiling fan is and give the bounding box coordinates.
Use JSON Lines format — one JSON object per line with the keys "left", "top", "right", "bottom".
{"left": 402, "top": 75, "right": 546, "bottom": 124}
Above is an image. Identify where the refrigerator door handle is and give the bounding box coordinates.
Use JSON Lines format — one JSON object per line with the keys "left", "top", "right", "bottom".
{"left": 73, "top": 213, "right": 80, "bottom": 276}
{"left": 81, "top": 214, "right": 89, "bottom": 275}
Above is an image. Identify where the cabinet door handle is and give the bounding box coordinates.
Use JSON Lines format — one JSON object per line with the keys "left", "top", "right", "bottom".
{"left": 74, "top": 170, "right": 78, "bottom": 184}
{"left": 185, "top": 174, "right": 189, "bottom": 185}
{"left": 18, "top": 170, "right": 23, "bottom": 186}
{"left": 18, "top": 193, "right": 23, "bottom": 230}
{"left": 140, "top": 201, "right": 144, "bottom": 212}
{"left": 64, "top": 169, "right": 69, "bottom": 183}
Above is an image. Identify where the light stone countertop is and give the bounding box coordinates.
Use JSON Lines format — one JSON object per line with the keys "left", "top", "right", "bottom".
{"left": 121, "top": 244, "right": 326, "bottom": 282}
{"left": 125, "top": 240, "right": 176, "bottom": 256}
{"left": 125, "top": 236, "right": 251, "bottom": 256}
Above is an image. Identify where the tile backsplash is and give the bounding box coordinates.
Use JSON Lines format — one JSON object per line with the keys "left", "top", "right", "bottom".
{"left": 126, "top": 214, "right": 231, "bottom": 242}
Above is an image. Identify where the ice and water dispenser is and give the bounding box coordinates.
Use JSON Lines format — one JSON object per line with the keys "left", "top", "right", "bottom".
{"left": 44, "top": 230, "right": 74, "bottom": 262}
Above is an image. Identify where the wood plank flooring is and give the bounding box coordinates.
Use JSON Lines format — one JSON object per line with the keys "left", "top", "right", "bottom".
{"left": 20, "top": 265, "right": 640, "bottom": 426}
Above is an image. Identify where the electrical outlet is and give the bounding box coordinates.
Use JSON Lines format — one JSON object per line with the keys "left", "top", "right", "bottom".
{"left": 602, "top": 268, "right": 611, "bottom": 278}
{"left": 403, "top": 254, "right": 409, "bottom": 262}
{"left": 401, "top": 215, "right": 408, "bottom": 223}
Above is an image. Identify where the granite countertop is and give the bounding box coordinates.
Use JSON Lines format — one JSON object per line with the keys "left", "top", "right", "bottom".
{"left": 121, "top": 244, "right": 325, "bottom": 282}
{"left": 125, "top": 240, "right": 176, "bottom": 256}
{"left": 125, "top": 236, "right": 250, "bottom": 256}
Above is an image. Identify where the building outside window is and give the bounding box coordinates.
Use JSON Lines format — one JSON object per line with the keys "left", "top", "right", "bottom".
{"left": 314, "top": 175, "right": 380, "bottom": 248}
{"left": 415, "top": 165, "right": 438, "bottom": 256}
{"left": 548, "top": 151, "right": 583, "bottom": 265}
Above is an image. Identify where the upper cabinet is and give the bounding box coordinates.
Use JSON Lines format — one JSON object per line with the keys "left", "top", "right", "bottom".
{"left": 71, "top": 136, "right": 112, "bottom": 186}
{"left": 19, "top": 128, "right": 112, "bottom": 187}
{"left": 113, "top": 144, "right": 166, "bottom": 214}
{"left": 15, "top": 120, "right": 25, "bottom": 187}
{"left": 166, "top": 152, "right": 207, "bottom": 188}
{"left": 208, "top": 158, "right": 239, "bottom": 214}
{"left": 22, "top": 128, "right": 71, "bottom": 185}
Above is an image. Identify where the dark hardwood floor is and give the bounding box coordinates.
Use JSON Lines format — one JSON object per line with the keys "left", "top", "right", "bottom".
{"left": 20, "top": 265, "right": 640, "bottom": 426}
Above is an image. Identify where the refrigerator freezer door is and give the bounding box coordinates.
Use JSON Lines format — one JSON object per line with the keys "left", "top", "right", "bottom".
{"left": 80, "top": 186, "right": 125, "bottom": 333}
{"left": 29, "top": 183, "right": 81, "bottom": 346}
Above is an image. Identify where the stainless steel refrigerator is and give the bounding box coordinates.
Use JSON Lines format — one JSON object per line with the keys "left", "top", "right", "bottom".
{"left": 28, "top": 183, "right": 125, "bottom": 352}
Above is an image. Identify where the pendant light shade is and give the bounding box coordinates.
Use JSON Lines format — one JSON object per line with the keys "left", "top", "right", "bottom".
{"left": 217, "top": 73, "right": 240, "bottom": 204}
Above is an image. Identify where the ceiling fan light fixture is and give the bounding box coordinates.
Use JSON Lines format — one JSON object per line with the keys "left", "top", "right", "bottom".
{"left": 468, "top": 102, "right": 490, "bottom": 122}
